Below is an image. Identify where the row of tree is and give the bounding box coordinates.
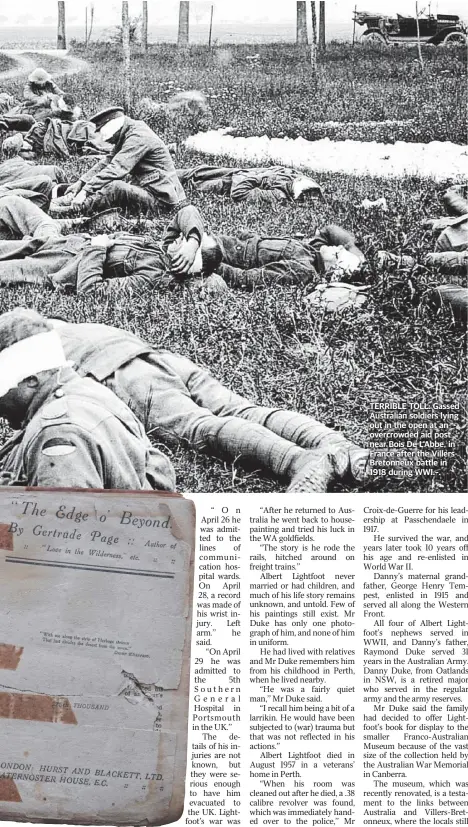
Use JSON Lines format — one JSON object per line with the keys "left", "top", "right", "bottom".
{"left": 297, "top": 1, "right": 326, "bottom": 50}
{"left": 56, "top": 1, "right": 326, "bottom": 51}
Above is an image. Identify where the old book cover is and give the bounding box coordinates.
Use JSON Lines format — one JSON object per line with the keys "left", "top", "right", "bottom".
{"left": 0, "top": 488, "right": 195, "bottom": 826}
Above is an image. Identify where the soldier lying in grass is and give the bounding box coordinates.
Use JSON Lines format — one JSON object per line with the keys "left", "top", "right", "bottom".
{"left": 424, "top": 189, "right": 468, "bottom": 276}
{"left": 49, "top": 318, "right": 382, "bottom": 493}
{"left": 378, "top": 189, "right": 468, "bottom": 322}
{"left": 212, "top": 223, "right": 365, "bottom": 289}
{"left": 0, "top": 313, "right": 401, "bottom": 494}
{"left": 0, "top": 194, "right": 219, "bottom": 294}
{"left": 176, "top": 164, "right": 323, "bottom": 208}
{"left": 0, "top": 157, "right": 67, "bottom": 210}
{"left": 0, "top": 194, "right": 365, "bottom": 294}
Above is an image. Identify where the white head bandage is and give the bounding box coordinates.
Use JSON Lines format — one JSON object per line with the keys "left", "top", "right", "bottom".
{"left": 0, "top": 330, "right": 69, "bottom": 398}
{"left": 319, "top": 245, "right": 364, "bottom": 277}
{"left": 100, "top": 115, "right": 126, "bottom": 142}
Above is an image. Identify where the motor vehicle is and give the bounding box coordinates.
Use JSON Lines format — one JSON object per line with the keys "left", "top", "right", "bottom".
{"left": 353, "top": 10, "right": 467, "bottom": 46}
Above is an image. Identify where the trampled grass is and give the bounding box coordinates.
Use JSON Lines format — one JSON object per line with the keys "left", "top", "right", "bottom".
{"left": 0, "top": 42, "right": 466, "bottom": 493}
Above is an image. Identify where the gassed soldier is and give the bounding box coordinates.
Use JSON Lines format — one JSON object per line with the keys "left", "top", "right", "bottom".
{"left": 50, "top": 318, "right": 386, "bottom": 493}
{"left": 0, "top": 308, "right": 175, "bottom": 491}
{"left": 0, "top": 194, "right": 218, "bottom": 291}
{"left": 53, "top": 106, "right": 191, "bottom": 221}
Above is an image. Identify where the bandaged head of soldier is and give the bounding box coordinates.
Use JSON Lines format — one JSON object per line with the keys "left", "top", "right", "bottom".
{"left": 0, "top": 309, "right": 69, "bottom": 429}
{"left": 90, "top": 106, "right": 126, "bottom": 142}
{"left": 28, "top": 68, "right": 52, "bottom": 86}
{"left": 319, "top": 245, "right": 366, "bottom": 279}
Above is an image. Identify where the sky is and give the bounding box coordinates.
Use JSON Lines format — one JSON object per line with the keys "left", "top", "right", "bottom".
{"left": 1, "top": 0, "right": 466, "bottom": 28}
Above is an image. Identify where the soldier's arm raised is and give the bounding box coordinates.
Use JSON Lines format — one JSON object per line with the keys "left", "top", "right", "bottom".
{"left": 50, "top": 80, "right": 65, "bottom": 97}
{"left": 161, "top": 204, "right": 204, "bottom": 250}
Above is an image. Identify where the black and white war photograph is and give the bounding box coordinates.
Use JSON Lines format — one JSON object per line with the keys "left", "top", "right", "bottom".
{"left": 0, "top": 0, "right": 465, "bottom": 495}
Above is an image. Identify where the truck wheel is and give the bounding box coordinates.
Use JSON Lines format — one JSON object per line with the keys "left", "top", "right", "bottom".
{"left": 363, "top": 30, "right": 388, "bottom": 46}
{"left": 443, "top": 31, "right": 467, "bottom": 46}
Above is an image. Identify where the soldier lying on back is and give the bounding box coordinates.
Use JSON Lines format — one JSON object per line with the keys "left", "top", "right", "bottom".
{"left": 0, "top": 195, "right": 218, "bottom": 293}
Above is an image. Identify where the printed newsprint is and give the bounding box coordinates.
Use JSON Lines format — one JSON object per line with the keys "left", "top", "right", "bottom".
{"left": 185, "top": 491, "right": 468, "bottom": 827}
{"left": 0, "top": 489, "right": 195, "bottom": 826}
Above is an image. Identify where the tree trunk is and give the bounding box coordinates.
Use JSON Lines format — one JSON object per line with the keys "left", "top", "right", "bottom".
{"left": 178, "top": 1, "right": 190, "bottom": 48}
{"left": 319, "top": 0, "right": 326, "bottom": 51}
{"left": 142, "top": 1, "right": 148, "bottom": 52}
{"left": 122, "top": 1, "right": 131, "bottom": 111}
{"left": 415, "top": 2, "right": 425, "bottom": 71}
{"left": 57, "top": 1, "right": 66, "bottom": 49}
{"left": 87, "top": 3, "right": 95, "bottom": 47}
{"left": 296, "top": 1, "right": 308, "bottom": 45}
{"left": 208, "top": 4, "right": 214, "bottom": 49}
{"left": 310, "top": 1, "right": 318, "bottom": 83}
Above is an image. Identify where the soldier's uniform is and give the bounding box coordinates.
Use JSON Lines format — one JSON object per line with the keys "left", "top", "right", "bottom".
{"left": 430, "top": 284, "right": 468, "bottom": 322}
{"left": 177, "top": 165, "right": 322, "bottom": 207}
{"left": 426, "top": 213, "right": 468, "bottom": 321}
{"left": 54, "top": 322, "right": 370, "bottom": 490}
{"left": 79, "top": 117, "right": 188, "bottom": 215}
{"left": 0, "top": 158, "right": 66, "bottom": 211}
{"left": 433, "top": 214, "right": 468, "bottom": 253}
{"left": 425, "top": 214, "right": 468, "bottom": 276}
{"left": 423, "top": 191, "right": 468, "bottom": 275}
{"left": 0, "top": 366, "right": 176, "bottom": 490}
{"left": 215, "top": 224, "right": 363, "bottom": 289}
{"left": 0, "top": 158, "right": 66, "bottom": 212}
{"left": 0, "top": 195, "right": 204, "bottom": 294}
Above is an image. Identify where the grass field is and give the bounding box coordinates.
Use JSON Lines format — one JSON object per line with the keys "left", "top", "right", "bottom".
{"left": 0, "top": 42, "right": 466, "bottom": 493}
{"left": 0, "top": 53, "right": 17, "bottom": 73}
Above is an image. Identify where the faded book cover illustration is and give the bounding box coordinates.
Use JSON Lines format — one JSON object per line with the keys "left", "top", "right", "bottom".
{"left": 0, "top": 488, "right": 195, "bottom": 826}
